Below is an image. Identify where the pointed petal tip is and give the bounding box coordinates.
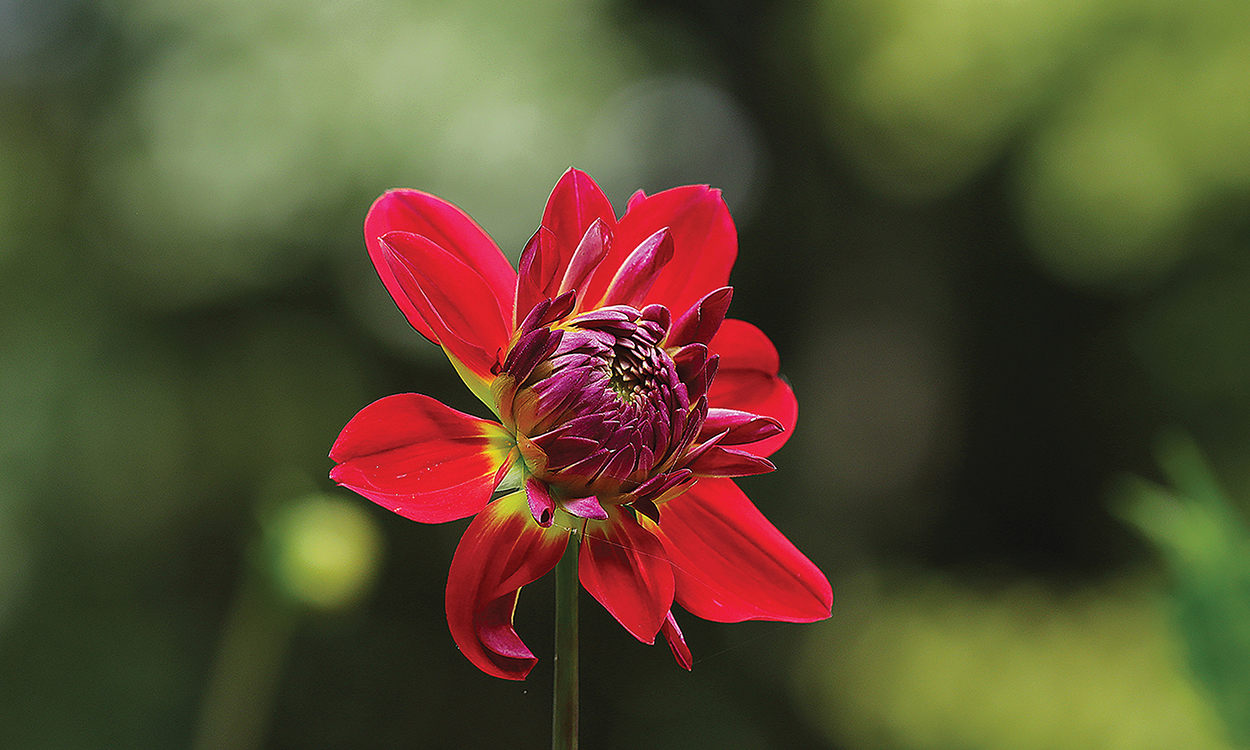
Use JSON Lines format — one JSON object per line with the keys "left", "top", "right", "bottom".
{"left": 601, "top": 227, "right": 675, "bottom": 307}
{"left": 661, "top": 610, "right": 693, "bottom": 671}
{"left": 654, "top": 478, "right": 832, "bottom": 624}
{"left": 579, "top": 510, "right": 674, "bottom": 644}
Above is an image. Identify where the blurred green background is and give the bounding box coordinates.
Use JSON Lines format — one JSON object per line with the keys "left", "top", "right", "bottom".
{"left": 3, "top": 0, "right": 1250, "bottom": 747}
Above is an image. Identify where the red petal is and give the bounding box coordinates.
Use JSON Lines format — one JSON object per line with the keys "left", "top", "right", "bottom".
{"left": 515, "top": 227, "right": 559, "bottom": 329}
{"left": 647, "top": 478, "right": 831, "bottom": 623}
{"left": 379, "top": 232, "right": 512, "bottom": 382}
{"left": 329, "top": 394, "right": 512, "bottom": 523}
{"left": 365, "top": 189, "right": 516, "bottom": 342}
{"left": 585, "top": 184, "right": 736, "bottom": 317}
{"left": 541, "top": 168, "right": 618, "bottom": 293}
{"left": 579, "top": 508, "right": 674, "bottom": 644}
{"left": 661, "top": 610, "right": 693, "bottom": 671}
{"left": 625, "top": 188, "right": 647, "bottom": 213}
{"left": 707, "top": 319, "right": 797, "bottom": 457}
{"left": 445, "top": 491, "right": 570, "bottom": 680}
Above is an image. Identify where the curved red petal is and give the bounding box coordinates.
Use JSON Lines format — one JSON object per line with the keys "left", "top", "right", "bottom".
{"left": 445, "top": 491, "right": 569, "bottom": 680}
{"left": 329, "top": 394, "right": 512, "bottom": 523}
{"left": 541, "top": 168, "right": 618, "bottom": 293}
{"left": 365, "top": 189, "right": 516, "bottom": 341}
{"left": 379, "top": 232, "right": 512, "bottom": 382}
{"left": 647, "top": 478, "right": 831, "bottom": 624}
{"left": 585, "top": 184, "right": 736, "bottom": 315}
{"left": 707, "top": 319, "right": 797, "bottom": 457}
{"left": 579, "top": 508, "right": 674, "bottom": 644}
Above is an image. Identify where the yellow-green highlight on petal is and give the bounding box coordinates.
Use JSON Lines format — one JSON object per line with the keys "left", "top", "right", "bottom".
{"left": 444, "top": 344, "right": 502, "bottom": 419}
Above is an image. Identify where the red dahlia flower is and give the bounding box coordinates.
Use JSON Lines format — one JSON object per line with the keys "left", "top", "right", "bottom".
{"left": 330, "top": 169, "right": 832, "bottom": 680}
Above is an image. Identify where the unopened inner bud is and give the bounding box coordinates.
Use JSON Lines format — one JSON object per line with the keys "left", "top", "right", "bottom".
{"left": 497, "top": 300, "right": 708, "bottom": 502}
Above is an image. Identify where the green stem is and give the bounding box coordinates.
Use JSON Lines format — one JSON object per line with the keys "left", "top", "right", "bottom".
{"left": 552, "top": 527, "right": 580, "bottom": 750}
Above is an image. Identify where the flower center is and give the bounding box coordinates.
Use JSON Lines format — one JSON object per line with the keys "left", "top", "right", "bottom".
{"left": 494, "top": 295, "right": 713, "bottom": 506}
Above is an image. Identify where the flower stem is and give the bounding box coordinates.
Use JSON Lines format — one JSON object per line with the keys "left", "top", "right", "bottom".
{"left": 552, "top": 527, "right": 580, "bottom": 750}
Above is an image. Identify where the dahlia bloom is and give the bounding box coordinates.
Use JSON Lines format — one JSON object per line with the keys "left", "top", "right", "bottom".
{"left": 330, "top": 169, "right": 832, "bottom": 680}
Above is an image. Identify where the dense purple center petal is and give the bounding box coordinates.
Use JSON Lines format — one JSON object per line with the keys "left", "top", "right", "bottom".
{"left": 493, "top": 282, "right": 781, "bottom": 515}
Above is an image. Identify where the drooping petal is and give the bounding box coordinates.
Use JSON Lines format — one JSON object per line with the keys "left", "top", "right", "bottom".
{"left": 542, "top": 168, "right": 619, "bottom": 288}
{"left": 365, "top": 189, "right": 516, "bottom": 342}
{"left": 445, "top": 491, "right": 570, "bottom": 680}
{"left": 646, "top": 478, "right": 831, "bottom": 623}
{"left": 579, "top": 508, "right": 675, "bottom": 644}
{"left": 379, "top": 232, "right": 512, "bottom": 384}
{"left": 707, "top": 319, "right": 797, "bottom": 457}
{"left": 586, "top": 184, "right": 736, "bottom": 317}
{"left": 329, "top": 394, "right": 513, "bottom": 523}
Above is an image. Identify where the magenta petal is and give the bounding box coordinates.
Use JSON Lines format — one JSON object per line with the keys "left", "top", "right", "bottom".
{"left": 698, "top": 408, "right": 784, "bottom": 445}
{"left": 538, "top": 434, "right": 600, "bottom": 469}
{"left": 562, "top": 495, "right": 609, "bottom": 521}
{"left": 600, "top": 228, "right": 675, "bottom": 308}
{"left": 502, "top": 328, "right": 563, "bottom": 384}
{"left": 569, "top": 306, "right": 636, "bottom": 327}
{"left": 630, "top": 469, "right": 693, "bottom": 505}
{"left": 600, "top": 443, "right": 637, "bottom": 481}
{"left": 668, "top": 287, "right": 733, "bottom": 348}
{"left": 445, "top": 491, "right": 569, "bottom": 680}
{"left": 329, "top": 394, "right": 510, "bottom": 523}
{"left": 533, "top": 367, "right": 595, "bottom": 413}
{"left": 682, "top": 444, "right": 776, "bottom": 477}
{"left": 579, "top": 508, "right": 674, "bottom": 643}
{"left": 647, "top": 478, "right": 831, "bottom": 623}
{"left": 526, "top": 476, "right": 555, "bottom": 527}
